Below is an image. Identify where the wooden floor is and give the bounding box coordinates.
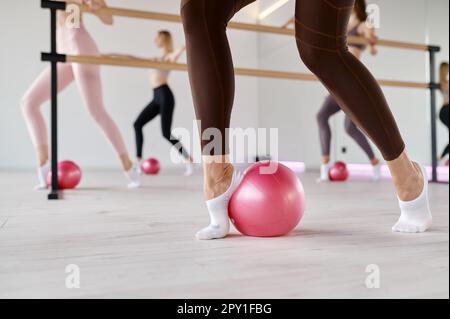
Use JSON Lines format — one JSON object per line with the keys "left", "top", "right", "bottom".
{"left": 0, "top": 169, "right": 448, "bottom": 299}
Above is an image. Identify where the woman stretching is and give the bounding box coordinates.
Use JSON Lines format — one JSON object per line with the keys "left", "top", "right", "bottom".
{"left": 315, "top": 0, "right": 380, "bottom": 181}
{"left": 181, "top": 0, "right": 432, "bottom": 239}
{"left": 22, "top": 0, "right": 141, "bottom": 189}
{"left": 439, "top": 62, "right": 449, "bottom": 164}
{"left": 131, "top": 31, "right": 194, "bottom": 176}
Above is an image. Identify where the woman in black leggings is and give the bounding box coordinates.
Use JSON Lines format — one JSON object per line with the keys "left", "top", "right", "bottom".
{"left": 181, "top": 0, "right": 431, "bottom": 239}
{"left": 133, "top": 31, "right": 194, "bottom": 176}
{"left": 439, "top": 62, "right": 449, "bottom": 164}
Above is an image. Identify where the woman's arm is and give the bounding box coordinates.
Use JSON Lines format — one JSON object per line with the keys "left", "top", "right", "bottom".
{"left": 167, "top": 46, "right": 186, "bottom": 63}
{"left": 358, "top": 23, "right": 378, "bottom": 56}
{"left": 66, "top": 0, "right": 114, "bottom": 25}
{"left": 282, "top": 17, "right": 295, "bottom": 28}
{"left": 88, "top": 0, "right": 114, "bottom": 26}
{"left": 64, "top": 0, "right": 84, "bottom": 4}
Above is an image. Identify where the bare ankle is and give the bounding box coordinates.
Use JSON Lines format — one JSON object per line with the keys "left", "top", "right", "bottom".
{"left": 395, "top": 163, "right": 424, "bottom": 201}
{"left": 397, "top": 177, "right": 420, "bottom": 201}
{"left": 321, "top": 156, "right": 330, "bottom": 165}
{"left": 387, "top": 152, "right": 425, "bottom": 201}
{"left": 120, "top": 154, "right": 133, "bottom": 171}
{"left": 204, "top": 163, "right": 234, "bottom": 200}
{"left": 370, "top": 158, "right": 380, "bottom": 166}
{"left": 38, "top": 159, "right": 48, "bottom": 167}
{"left": 37, "top": 145, "right": 49, "bottom": 167}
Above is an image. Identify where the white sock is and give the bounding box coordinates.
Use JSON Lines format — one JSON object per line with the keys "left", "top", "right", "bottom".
{"left": 35, "top": 164, "right": 50, "bottom": 190}
{"left": 196, "top": 170, "right": 243, "bottom": 240}
{"left": 372, "top": 163, "right": 381, "bottom": 181}
{"left": 125, "top": 164, "right": 141, "bottom": 189}
{"left": 392, "top": 163, "right": 432, "bottom": 233}
{"left": 318, "top": 163, "right": 330, "bottom": 182}
{"left": 184, "top": 163, "right": 194, "bottom": 176}
{"left": 136, "top": 159, "right": 143, "bottom": 175}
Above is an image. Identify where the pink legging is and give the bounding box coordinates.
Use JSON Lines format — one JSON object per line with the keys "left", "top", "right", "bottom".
{"left": 21, "top": 25, "right": 127, "bottom": 158}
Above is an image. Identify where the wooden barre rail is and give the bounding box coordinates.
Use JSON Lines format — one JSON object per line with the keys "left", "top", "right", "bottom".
{"left": 66, "top": 55, "right": 430, "bottom": 89}
{"left": 79, "top": 5, "right": 430, "bottom": 52}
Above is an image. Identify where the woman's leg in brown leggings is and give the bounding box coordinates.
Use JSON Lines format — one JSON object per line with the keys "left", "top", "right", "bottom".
{"left": 181, "top": 0, "right": 257, "bottom": 197}
{"left": 181, "top": 0, "right": 256, "bottom": 239}
{"left": 295, "top": 0, "right": 431, "bottom": 232}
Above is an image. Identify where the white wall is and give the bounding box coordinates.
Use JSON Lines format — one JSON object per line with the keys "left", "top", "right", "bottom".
{"left": 258, "top": 0, "right": 449, "bottom": 167}
{"left": 0, "top": 0, "right": 259, "bottom": 169}
{"left": 0, "top": 0, "right": 448, "bottom": 170}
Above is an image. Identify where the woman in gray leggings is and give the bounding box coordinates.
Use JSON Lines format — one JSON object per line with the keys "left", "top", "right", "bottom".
{"left": 316, "top": 0, "right": 381, "bottom": 181}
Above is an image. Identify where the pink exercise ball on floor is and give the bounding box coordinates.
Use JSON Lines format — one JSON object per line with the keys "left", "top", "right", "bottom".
{"left": 329, "top": 161, "right": 349, "bottom": 182}
{"left": 141, "top": 158, "right": 161, "bottom": 175}
{"left": 47, "top": 160, "right": 82, "bottom": 190}
{"left": 228, "top": 162, "right": 305, "bottom": 237}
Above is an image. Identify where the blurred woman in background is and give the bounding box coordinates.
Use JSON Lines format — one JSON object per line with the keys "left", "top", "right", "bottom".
{"left": 130, "top": 30, "right": 194, "bottom": 176}
{"left": 439, "top": 62, "right": 449, "bottom": 165}
{"left": 21, "top": 0, "right": 141, "bottom": 189}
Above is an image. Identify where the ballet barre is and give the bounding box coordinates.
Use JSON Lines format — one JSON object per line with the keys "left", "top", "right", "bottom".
{"left": 76, "top": 4, "right": 430, "bottom": 52}
{"left": 66, "top": 55, "right": 431, "bottom": 90}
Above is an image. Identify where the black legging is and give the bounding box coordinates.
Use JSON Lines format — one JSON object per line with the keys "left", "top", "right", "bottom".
{"left": 181, "top": 0, "right": 405, "bottom": 160}
{"left": 440, "top": 104, "right": 449, "bottom": 158}
{"left": 134, "top": 85, "right": 190, "bottom": 159}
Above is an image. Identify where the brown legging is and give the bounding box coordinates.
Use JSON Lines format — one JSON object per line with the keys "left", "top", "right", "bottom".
{"left": 181, "top": 0, "right": 405, "bottom": 160}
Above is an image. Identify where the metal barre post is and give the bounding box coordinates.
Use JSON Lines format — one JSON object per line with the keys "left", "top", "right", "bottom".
{"left": 428, "top": 45, "right": 441, "bottom": 183}
{"left": 41, "top": 0, "right": 67, "bottom": 200}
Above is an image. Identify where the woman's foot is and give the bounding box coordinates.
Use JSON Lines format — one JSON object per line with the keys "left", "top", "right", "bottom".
{"left": 125, "top": 163, "right": 141, "bottom": 189}
{"left": 121, "top": 154, "right": 141, "bottom": 188}
{"left": 196, "top": 169, "right": 243, "bottom": 240}
{"left": 370, "top": 158, "right": 381, "bottom": 181}
{"left": 195, "top": 158, "right": 237, "bottom": 240}
{"left": 372, "top": 163, "right": 381, "bottom": 182}
{"left": 392, "top": 162, "right": 432, "bottom": 233}
{"left": 372, "top": 163, "right": 381, "bottom": 181}
{"left": 318, "top": 163, "right": 330, "bottom": 182}
{"left": 184, "top": 162, "right": 194, "bottom": 176}
{"left": 136, "top": 158, "right": 143, "bottom": 175}
{"left": 35, "top": 163, "right": 50, "bottom": 190}
{"left": 34, "top": 146, "right": 50, "bottom": 189}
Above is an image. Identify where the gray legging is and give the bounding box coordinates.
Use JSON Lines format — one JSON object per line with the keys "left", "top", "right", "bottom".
{"left": 317, "top": 95, "right": 375, "bottom": 159}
